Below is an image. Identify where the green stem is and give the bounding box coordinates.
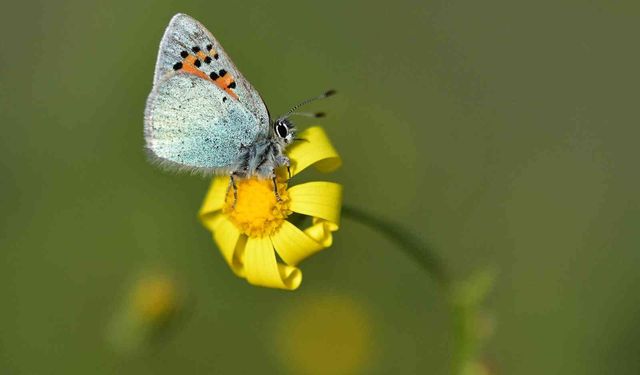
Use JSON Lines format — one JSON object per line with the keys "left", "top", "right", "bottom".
{"left": 341, "top": 204, "right": 475, "bottom": 375}
{"left": 341, "top": 204, "right": 451, "bottom": 289}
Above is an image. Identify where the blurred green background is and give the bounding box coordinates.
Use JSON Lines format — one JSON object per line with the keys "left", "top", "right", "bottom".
{"left": 1, "top": 0, "right": 639, "bottom": 374}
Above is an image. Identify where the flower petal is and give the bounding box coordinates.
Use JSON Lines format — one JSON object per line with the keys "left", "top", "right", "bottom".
{"left": 288, "top": 182, "right": 342, "bottom": 224}
{"left": 199, "top": 177, "right": 230, "bottom": 226}
{"left": 209, "top": 214, "right": 245, "bottom": 277}
{"left": 244, "top": 236, "right": 302, "bottom": 290}
{"left": 287, "top": 126, "right": 342, "bottom": 177}
{"left": 304, "top": 218, "right": 337, "bottom": 248}
{"left": 271, "top": 221, "right": 325, "bottom": 266}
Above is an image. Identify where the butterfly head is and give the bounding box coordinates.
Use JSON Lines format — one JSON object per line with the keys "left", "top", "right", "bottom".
{"left": 272, "top": 118, "right": 296, "bottom": 145}
{"left": 270, "top": 90, "right": 336, "bottom": 148}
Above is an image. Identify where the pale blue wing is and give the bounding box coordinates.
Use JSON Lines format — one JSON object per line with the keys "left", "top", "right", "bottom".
{"left": 152, "top": 13, "right": 270, "bottom": 131}
{"left": 144, "top": 72, "right": 263, "bottom": 173}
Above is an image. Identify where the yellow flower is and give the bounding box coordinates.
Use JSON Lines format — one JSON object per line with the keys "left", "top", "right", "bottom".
{"left": 131, "top": 273, "right": 178, "bottom": 325}
{"left": 199, "top": 127, "right": 342, "bottom": 290}
{"left": 272, "top": 293, "right": 373, "bottom": 374}
{"left": 107, "top": 271, "right": 182, "bottom": 353}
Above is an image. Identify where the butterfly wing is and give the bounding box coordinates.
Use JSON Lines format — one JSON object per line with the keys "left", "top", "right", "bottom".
{"left": 152, "top": 13, "right": 270, "bottom": 129}
{"left": 144, "top": 72, "right": 260, "bottom": 173}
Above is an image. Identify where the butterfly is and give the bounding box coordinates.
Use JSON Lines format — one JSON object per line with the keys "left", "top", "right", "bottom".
{"left": 144, "top": 13, "right": 333, "bottom": 196}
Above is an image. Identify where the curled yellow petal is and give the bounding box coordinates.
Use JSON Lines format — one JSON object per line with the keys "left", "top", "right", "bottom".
{"left": 199, "top": 177, "right": 229, "bottom": 228}
{"left": 271, "top": 220, "right": 324, "bottom": 266}
{"left": 287, "top": 126, "right": 342, "bottom": 177}
{"left": 304, "top": 218, "right": 337, "bottom": 248}
{"left": 244, "top": 236, "right": 302, "bottom": 290}
{"left": 288, "top": 182, "right": 342, "bottom": 225}
{"left": 210, "top": 215, "right": 245, "bottom": 277}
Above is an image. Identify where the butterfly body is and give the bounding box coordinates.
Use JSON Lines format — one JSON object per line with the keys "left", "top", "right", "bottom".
{"left": 144, "top": 13, "right": 295, "bottom": 179}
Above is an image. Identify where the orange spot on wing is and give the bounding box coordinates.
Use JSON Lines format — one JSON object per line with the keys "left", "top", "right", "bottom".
{"left": 212, "top": 72, "right": 239, "bottom": 100}
{"left": 177, "top": 54, "right": 209, "bottom": 80}
{"left": 217, "top": 75, "right": 234, "bottom": 88}
{"left": 176, "top": 54, "right": 239, "bottom": 101}
{"left": 181, "top": 63, "right": 210, "bottom": 81}
{"left": 225, "top": 88, "right": 239, "bottom": 100}
{"left": 216, "top": 83, "right": 239, "bottom": 100}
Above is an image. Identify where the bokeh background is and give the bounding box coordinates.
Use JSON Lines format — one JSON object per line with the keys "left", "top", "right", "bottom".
{"left": 1, "top": 0, "right": 639, "bottom": 374}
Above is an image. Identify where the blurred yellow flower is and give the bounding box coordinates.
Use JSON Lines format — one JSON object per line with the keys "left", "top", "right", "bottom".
{"left": 107, "top": 271, "right": 182, "bottom": 353}
{"left": 131, "top": 273, "right": 178, "bottom": 324}
{"left": 199, "top": 127, "right": 342, "bottom": 290}
{"left": 273, "top": 293, "right": 373, "bottom": 375}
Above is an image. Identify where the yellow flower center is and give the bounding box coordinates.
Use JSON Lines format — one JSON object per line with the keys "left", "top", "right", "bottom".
{"left": 223, "top": 177, "right": 291, "bottom": 238}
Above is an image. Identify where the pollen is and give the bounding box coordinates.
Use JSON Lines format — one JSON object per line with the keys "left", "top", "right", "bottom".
{"left": 223, "top": 177, "right": 291, "bottom": 238}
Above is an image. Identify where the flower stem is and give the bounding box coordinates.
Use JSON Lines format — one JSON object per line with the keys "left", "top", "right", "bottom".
{"left": 342, "top": 204, "right": 485, "bottom": 375}
{"left": 341, "top": 204, "right": 451, "bottom": 289}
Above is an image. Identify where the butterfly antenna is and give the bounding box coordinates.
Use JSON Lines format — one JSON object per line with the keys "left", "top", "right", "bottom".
{"left": 281, "top": 90, "right": 336, "bottom": 119}
{"left": 290, "top": 111, "right": 326, "bottom": 118}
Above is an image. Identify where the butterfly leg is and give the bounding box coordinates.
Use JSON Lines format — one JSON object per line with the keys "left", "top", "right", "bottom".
{"left": 227, "top": 174, "right": 239, "bottom": 208}
{"left": 275, "top": 155, "right": 291, "bottom": 180}
{"left": 284, "top": 159, "right": 292, "bottom": 180}
{"left": 272, "top": 176, "right": 282, "bottom": 202}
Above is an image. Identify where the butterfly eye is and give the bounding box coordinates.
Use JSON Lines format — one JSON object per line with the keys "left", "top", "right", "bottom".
{"left": 275, "top": 123, "right": 288, "bottom": 138}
